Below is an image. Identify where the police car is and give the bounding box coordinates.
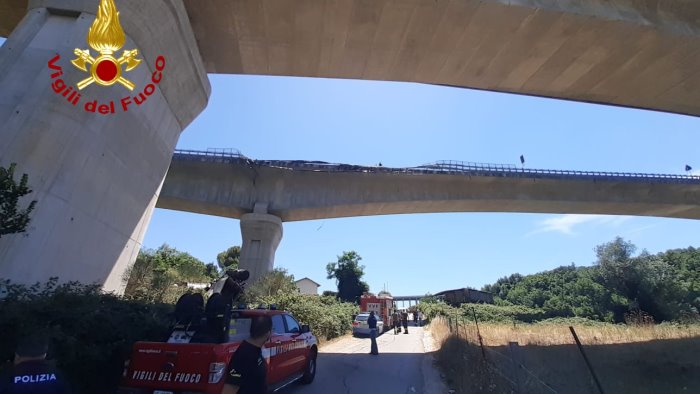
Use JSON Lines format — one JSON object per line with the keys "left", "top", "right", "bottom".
{"left": 117, "top": 307, "right": 318, "bottom": 394}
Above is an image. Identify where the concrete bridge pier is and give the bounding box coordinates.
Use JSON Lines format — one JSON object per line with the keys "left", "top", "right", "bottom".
{"left": 0, "top": 0, "right": 210, "bottom": 292}
{"left": 239, "top": 204, "right": 283, "bottom": 284}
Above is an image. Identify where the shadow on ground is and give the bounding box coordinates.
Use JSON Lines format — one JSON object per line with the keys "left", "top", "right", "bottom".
{"left": 280, "top": 351, "right": 437, "bottom": 394}
{"left": 437, "top": 335, "right": 700, "bottom": 394}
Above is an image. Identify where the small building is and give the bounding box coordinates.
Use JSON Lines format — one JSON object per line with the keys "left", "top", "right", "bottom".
{"left": 294, "top": 277, "right": 320, "bottom": 295}
{"left": 434, "top": 288, "right": 494, "bottom": 306}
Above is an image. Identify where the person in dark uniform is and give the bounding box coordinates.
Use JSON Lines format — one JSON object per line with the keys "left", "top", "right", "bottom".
{"left": 401, "top": 311, "right": 409, "bottom": 334}
{"left": 221, "top": 315, "right": 272, "bottom": 394}
{"left": 367, "top": 312, "right": 378, "bottom": 355}
{"left": 0, "top": 332, "right": 70, "bottom": 394}
{"left": 391, "top": 310, "right": 401, "bottom": 335}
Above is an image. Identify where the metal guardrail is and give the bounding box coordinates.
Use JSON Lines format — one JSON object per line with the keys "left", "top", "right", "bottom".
{"left": 176, "top": 148, "right": 249, "bottom": 159}
{"left": 172, "top": 149, "right": 700, "bottom": 185}
{"left": 421, "top": 160, "right": 699, "bottom": 180}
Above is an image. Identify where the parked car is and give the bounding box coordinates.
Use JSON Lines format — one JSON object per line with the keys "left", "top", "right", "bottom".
{"left": 352, "top": 312, "right": 384, "bottom": 336}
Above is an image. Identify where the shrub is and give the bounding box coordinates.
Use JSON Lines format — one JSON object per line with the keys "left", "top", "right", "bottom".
{"left": 460, "top": 303, "right": 547, "bottom": 323}
{"left": 258, "top": 292, "right": 358, "bottom": 340}
{"left": 0, "top": 278, "right": 173, "bottom": 394}
{"left": 420, "top": 299, "right": 548, "bottom": 324}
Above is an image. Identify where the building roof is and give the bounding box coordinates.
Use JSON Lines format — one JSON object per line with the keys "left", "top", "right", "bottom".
{"left": 294, "top": 277, "right": 320, "bottom": 286}
{"left": 435, "top": 288, "right": 492, "bottom": 296}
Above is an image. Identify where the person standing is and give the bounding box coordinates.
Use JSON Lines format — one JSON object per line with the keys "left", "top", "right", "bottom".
{"left": 391, "top": 310, "right": 401, "bottom": 335}
{"left": 222, "top": 315, "right": 272, "bottom": 394}
{"left": 401, "top": 310, "right": 409, "bottom": 334}
{"left": 0, "top": 331, "right": 71, "bottom": 394}
{"left": 413, "top": 311, "right": 419, "bottom": 326}
{"left": 367, "top": 311, "right": 379, "bottom": 355}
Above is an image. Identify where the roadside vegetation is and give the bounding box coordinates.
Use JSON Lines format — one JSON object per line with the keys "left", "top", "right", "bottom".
{"left": 481, "top": 237, "right": 700, "bottom": 324}
{"left": 430, "top": 316, "right": 700, "bottom": 393}
{"left": 0, "top": 279, "right": 172, "bottom": 394}
{"left": 422, "top": 237, "right": 700, "bottom": 393}
{"left": 0, "top": 245, "right": 360, "bottom": 393}
{"left": 122, "top": 244, "right": 219, "bottom": 303}
{"left": 244, "top": 266, "right": 359, "bottom": 340}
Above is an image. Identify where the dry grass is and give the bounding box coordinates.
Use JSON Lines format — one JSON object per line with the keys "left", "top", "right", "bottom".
{"left": 463, "top": 321, "right": 700, "bottom": 347}
{"left": 430, "top": 317, "right": 700, "bottom": 394}
{"left": 430, "top": 318, "right": 512, "bottom": 393}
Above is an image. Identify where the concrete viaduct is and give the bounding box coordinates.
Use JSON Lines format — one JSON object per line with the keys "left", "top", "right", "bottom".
{"left": 157, "top": 150, "right": 700, "bottom": 281}
{"left": 2, "top": 0, "right": 700, "bottom": 291}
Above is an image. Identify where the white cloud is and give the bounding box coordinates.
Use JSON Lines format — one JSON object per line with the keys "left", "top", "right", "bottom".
{"left": 626, "top": 224, "right": 657, "bottom": 235}
{"left": 529, "top": 214, "right": 630, "bottom": 236}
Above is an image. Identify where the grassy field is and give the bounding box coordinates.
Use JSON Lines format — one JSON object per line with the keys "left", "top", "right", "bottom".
{"left": 430, "top": 317, "right": 700, "bottom": 394}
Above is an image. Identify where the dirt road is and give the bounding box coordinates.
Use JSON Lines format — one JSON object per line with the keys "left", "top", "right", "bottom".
{"left": 282, "top": 326, "right": 447, "bottom": 394}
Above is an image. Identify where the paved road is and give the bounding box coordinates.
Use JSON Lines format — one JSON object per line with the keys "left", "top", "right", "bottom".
{"left": 282, "top": 326, "right": 447, "bottom": 394}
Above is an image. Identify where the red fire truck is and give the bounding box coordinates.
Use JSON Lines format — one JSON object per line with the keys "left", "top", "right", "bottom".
{"left": 117, "top": 270, "right": 318, "bottom": 394}
{"left": 118, "top": 308, "right": 318, "bottom": 394}
{"left": 359, "top": 293, "right": 395, "bottom": 332}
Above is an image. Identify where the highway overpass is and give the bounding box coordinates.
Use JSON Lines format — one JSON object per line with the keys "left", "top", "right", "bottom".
{"left": 156, "top": 149, "right": 700, "bottom": 280}
{"left": 159, "top": 150, "right": 700, "bottom": 222}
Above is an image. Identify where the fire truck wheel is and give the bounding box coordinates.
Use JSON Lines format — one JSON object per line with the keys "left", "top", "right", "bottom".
{"left": 300, "top": 348, "right": 317, "bottom": 384}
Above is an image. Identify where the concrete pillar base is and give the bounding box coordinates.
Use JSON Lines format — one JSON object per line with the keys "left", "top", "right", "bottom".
{"left": 239, "top": 212, "right": 283, "bottom": 284}
{"left": 0, "top": 0, "right": 210, "bottom": 292}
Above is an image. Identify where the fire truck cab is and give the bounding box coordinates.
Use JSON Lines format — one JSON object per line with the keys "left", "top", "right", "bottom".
{"left": 358, "top": 293, "right": 395, "bottom": 333}
{"left": 118, "top": 308, "right": 318, "bottom": 394}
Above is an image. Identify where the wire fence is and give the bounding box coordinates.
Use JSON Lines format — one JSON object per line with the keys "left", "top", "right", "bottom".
{"left": 442, "top": 314, "right": 616, "bottom": 394}
{"left": 440, "top": 313, "right": 618, "bottom": 394}
{"left": 444, "top": 315, "right": 562, "bottom": 394}
{"left": 172, "top": 149, "right": 700, "bottom": 185}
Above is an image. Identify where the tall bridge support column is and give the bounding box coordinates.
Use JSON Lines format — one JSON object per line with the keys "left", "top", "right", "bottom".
{"left": 239, "top": 205, "right": 283, "bottom": 284}
{"left": 0, "top": 0, "right": 210, "bottom": 292}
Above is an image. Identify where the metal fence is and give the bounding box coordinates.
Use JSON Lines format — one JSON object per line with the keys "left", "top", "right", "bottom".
{"left": 445, "top": 315, "right": 561, "bottom": 394}
{"left": 172, "top": 149, "right": 700, "bottom": 185}
{"left": 442, "top": 314, "right": 609, "bottom": 394}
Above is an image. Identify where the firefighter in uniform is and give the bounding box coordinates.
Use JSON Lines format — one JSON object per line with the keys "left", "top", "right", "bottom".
{"left": 392, "top": 310, "right": 401, "bottom": 335}
{"left": 401, "top": 310, "right": 409, "bottom": 334}
{"left": 0, "top": 332, "right": 70, "bottom": 394}
{"left": 221, "top": 316, "right": 272, "bottom": 394}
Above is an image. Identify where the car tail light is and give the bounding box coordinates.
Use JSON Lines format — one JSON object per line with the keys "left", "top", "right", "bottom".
{"left": 209, "top": 362, "right": 227, "bottom": 384}
{"left": 122, "top": 360, "right": 130, "bottom": 378}
{"left": 352, "top": 322, "right": 359, "bottom": 326}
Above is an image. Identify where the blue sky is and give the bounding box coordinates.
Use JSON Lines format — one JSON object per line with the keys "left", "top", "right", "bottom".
{"left": 142, "top": 74, "right": 700, "bottom": 297}
{"left": 3, "top": 32, "right": 695, "bottom": 297}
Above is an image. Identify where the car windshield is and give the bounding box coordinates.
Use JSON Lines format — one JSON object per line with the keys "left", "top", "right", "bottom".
{"left": 355, "top": 315, "right": 369, "bottom": 321}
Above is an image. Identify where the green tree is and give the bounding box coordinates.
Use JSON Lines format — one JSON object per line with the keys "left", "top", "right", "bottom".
{"left": 217, "top": 245, "right": 241, "bottom": 270}
{"left": 479, "top": 237, "right": 700, "bottom": 323}
{"left": 595, "top": 236, "right": 639, "bottom": 296}
{"left": 205, "top": 263, "right": 220, "bottom": 279}
{"left": 326, "top": 251, "right": 369, "bottom": 304}
{"left": 244, "top": 268, "right": 298, "bottom": 302}
{"left": 661, "top": 247, "right": 700, "bottom": 314}
{"left": 122, "top": 244, "right": 212, "bottom": 303}
{"left": 0, "top": 163, "right": 37, "bottom": 238}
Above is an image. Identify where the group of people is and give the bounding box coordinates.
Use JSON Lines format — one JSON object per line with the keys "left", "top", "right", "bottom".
{"left": 366, "top": 308, "right": 425, "bottom": 356}
{"left": 391, "top": 309, "right": 423, "bottom": 334}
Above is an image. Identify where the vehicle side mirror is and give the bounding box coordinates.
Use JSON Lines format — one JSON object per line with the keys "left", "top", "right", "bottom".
{"left": 301, "top": 324, "right": 310, "bottom": 334}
